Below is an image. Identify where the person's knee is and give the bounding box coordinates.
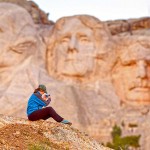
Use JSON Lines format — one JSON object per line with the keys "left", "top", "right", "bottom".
{"left": 47, "top": 106, "right": 54, "bottom": 111}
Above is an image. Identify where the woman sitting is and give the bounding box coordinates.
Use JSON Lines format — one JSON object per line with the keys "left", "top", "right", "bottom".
{"left": 26, "top": 84, "right": 72, "bottom": 125}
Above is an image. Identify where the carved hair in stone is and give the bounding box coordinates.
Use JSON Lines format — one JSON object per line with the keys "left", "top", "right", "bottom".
{"left": 111, "top": 36, "right": 150, "bottom": 106}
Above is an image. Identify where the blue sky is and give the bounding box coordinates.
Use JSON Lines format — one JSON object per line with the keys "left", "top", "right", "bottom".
{"left": 33, "top": 0, "right": 150, "bottom": 22}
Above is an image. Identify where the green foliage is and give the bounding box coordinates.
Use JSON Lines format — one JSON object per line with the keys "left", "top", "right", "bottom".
{"left": 111, "top": 124, "right": 122, "bottom": 138}
{"left": 121, "top": 135, "right": 140, "bottom": 147}
{"left": 106, "top": 124, "right": 141, "bottom": 150}
{"left": 28, "top": 139, "right": 70, "bottom": 150}
{"left": 28, "top": 143, "right": 49, "bottom": 150}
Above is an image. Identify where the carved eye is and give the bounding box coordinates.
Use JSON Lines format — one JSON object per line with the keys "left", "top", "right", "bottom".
{"left": 17, "top": 42, "right": 34, "bottom": 49}
{"left": 121, "top": 60, "right": 136, "bottom": 66}
{"left": 10, "top": 42, "right": 35, "bottom": 54}
{"left": 10, "top": 47, "right": 23, "bottom": 54}
{"left": 79, "top": 35, "right": 89, "bottom": 42}
{"left": 78, "top": 34, "right": 89, "bottom": 42}
{"left": 61, "top": 36, "right": 70, "bottom": 43}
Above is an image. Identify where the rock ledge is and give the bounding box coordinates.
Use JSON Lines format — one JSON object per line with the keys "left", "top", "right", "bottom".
{"left": 0, "top": 114, "right": 112, "bottom": 150}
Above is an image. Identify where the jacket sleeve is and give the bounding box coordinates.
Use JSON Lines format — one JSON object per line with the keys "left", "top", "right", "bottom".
{"left": 35, "top": 97, "right": 47, "bottom": 107}
{"left": 44, "top": 98, "right": 51, "bottom": 106}
{"left": 34, "top": 93, "right": 47, "bottom": 107}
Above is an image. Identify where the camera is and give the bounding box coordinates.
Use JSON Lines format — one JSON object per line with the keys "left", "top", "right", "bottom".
{"left": 45, "top": 94, "right": 50, "bottom": 97}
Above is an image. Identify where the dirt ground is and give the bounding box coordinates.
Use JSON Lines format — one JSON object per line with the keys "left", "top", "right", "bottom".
{"left": 0, "top": 122, "right": 70, "bottom": 150}
{"left": 0, "top": 115, "right": 112, "bottom": 150}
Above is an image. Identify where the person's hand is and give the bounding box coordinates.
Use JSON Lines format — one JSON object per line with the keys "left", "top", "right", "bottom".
{"left": 46, "top": 94, "right": 51, "bottom": 99}
{"left": 42, "top": 93, "right": 48, "bottom": 101}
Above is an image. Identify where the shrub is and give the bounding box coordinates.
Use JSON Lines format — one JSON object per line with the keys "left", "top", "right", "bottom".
{"left": 106, "top": 125, "right": 140, "bottom": 150}
{"left": 28, "top": 143, "right": 49, "bottom": 150}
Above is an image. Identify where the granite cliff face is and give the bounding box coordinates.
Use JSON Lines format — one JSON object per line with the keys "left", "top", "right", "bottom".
{"left": 106, "top": 17, "right": 150, "bottom": 35}
{"left": 0, "top": 0, "right": 53, "bottom": 24}
{"left": 0, "top": 1, "right": 150, "bottom": 150}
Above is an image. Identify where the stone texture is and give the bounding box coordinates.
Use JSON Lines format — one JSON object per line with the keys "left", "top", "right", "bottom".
{"left": 106, "top": 17, "right": 150, "bottom": 36}
{"left": 46, "top": 15, "right": 116, "bottom": 83}
{"left": 0, "top": 3, "right": 44, "bottom": 116}
{"left": 0, "top": 114, "right": 112, "bottom": 150}
{"left": 0, "top": 2, "right": 150, "bottom": 150}
{"left": 111, "top": 35, "right": 150, "bottom": 106}
{"left": 0, "top": 0, "right": 53, "bottom": 25}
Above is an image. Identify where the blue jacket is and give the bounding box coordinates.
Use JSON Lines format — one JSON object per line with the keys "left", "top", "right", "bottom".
{"left": 27, "top": 92, "right": 51, "bottom": 116}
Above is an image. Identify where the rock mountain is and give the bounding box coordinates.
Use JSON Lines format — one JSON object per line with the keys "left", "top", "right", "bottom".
{"left": 0, "top": 1, "right": 150, "bottom": 150}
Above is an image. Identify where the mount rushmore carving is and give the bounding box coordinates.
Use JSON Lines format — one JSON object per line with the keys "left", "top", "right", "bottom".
{"left": 0, "top": 2, "right": 150, "bottom": 149}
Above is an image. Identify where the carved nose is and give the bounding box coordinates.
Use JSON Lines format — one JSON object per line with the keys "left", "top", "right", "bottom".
{"left": 68, "top": 37, "right": 78, "bottom": 53}
{"left": 136, "top": 60, "right": 148, "bottom": 78}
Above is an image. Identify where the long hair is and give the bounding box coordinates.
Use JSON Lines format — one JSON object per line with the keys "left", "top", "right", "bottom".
{"left": 34, "top": 88, "right": 40, "bottom": 93}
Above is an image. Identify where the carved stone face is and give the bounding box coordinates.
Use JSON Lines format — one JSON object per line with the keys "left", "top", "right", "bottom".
{"left": 0, "top": 3, "right": 37, "bottom": 85}
{"left": 47, "top": 16, "right": 111, "bottom": 79}
{"left": 54, "top": 18, "right": 96, "bottom": 76}
{"left": 112, "top": 39, "right": 150, "bottom": 105}
{"left": 0, "top": 4, "right": 37, "bottom": 68}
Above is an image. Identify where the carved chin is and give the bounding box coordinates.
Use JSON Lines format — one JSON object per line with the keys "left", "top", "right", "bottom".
{"left": 62, "top": 62, "right": 88, "bottom": 76}
{"left": 62, "top": 67, "right": 87, "bottom": 76}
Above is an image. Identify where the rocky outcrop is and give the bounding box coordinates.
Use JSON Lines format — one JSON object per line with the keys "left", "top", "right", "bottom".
{"left": 106, "top": 17, "right": 150, "bottom": 35}
{"left": 0, "top": 114, "right": 112, "bottom": 150}
{"left": 0, "top": 0, "right": 54, "bottom": 25}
